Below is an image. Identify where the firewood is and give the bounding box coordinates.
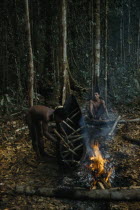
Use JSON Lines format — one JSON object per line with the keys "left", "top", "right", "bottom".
{"left": 100, "top": 180, "right": 111, "bottom": 189}
{"left": 4, "top": 185, "right": 140, "bottom": 200}
{"left": 97, "top": 182, "right": 105, "bottom": 189}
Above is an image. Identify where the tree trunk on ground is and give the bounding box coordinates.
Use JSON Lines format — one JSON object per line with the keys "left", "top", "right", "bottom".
{"left": 3, "top": 185, "right": 140, "bottom": 201}
{"left": 94, "top": 0, "right": 100, "bottom": 93}
{"left": 25, "top": 0, "right": 34, "bottom": 107}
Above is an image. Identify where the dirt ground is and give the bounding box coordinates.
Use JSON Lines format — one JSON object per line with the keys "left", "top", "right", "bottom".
{"left": 0, "top": 105, "right": 140, "bottom": 209}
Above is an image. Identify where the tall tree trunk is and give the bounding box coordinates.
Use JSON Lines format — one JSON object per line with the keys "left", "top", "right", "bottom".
{"left": 94, "top": 0, "right": 100, "bottom": 93}
{"left": 61, "top": 0, "right": 70, "bottom": 105}
{"left": 25, "top": 0, "right": 34, "bottom": 107}
{"left": 122, "top": 1, "right": 125, "bottom": 67}
{"left": 137, "top": 18, "right": 140, "bottom": 69}
{"left": 120, "top": 5, "right": 123, "bottom": 65}
{"left": 90, "top": 0, "right": 94, "bottom": 98}
{"left": 128, "top": 0, "right": 131, "bottom": 55}
{"left": 104, "top": 0, "right": 108, "bottom": 105}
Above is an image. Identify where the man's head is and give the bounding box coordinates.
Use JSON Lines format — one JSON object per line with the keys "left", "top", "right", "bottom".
{"left": 94, "top": 92, "right": 100, "bottom": 100}
{"left": 54, "top": 106, "right": 67, "bottom": 123}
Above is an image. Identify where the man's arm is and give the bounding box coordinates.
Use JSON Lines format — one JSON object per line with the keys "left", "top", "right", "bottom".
{"left": 89, "top": 100, "right": 94, "bottom": 117}
{"left": 42, "top": 122, "right": 57, "bottom": 142}
{"left": 102, "top": 100, "right": 109, "bottom": 118}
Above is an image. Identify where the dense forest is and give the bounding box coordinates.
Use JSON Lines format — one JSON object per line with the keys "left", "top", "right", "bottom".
{"left": 0, "top": 0, "right": 140, "bottom": 113}
{"left": 1, "top": 0, "right": 140, "bottom": 209}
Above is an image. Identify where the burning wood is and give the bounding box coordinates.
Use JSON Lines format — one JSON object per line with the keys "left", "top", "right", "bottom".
{"left": 87, "top": 144, "right": 113, "bottom": 189}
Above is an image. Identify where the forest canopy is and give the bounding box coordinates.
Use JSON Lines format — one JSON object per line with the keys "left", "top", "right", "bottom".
{"left": 0, "top": 0, "right": 140, "bottom": 113}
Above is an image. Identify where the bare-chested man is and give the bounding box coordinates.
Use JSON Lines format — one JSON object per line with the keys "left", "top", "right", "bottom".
{"left": 89, "top": 92, "right": 109, "bottom": 120}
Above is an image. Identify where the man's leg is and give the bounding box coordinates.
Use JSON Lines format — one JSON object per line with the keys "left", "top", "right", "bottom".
{"left": 96, "top": 105, "right": 106, "bottom": 119}
{"left": 36, "top": 121, "right": 47, "bottom": 157}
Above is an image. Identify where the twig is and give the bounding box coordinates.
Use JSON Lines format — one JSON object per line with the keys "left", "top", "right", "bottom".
{"left": 15, "top": 126, "right": 28, "bottom": 133}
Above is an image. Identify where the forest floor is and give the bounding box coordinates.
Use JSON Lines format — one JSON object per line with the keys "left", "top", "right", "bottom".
{"left": 0, "top": 103, "right": 140, "bottom": 210}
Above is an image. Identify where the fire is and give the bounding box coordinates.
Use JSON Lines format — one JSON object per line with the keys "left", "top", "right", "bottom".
{"left": 89, "top": 144, "right": 106, "bottom": 175}
{"left": 88, "top": 143, "right": 112, "bottom": 187}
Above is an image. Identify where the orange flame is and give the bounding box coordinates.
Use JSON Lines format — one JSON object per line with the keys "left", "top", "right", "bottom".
{"left": 88, "top": 143, "right": 112, "bottom": 184}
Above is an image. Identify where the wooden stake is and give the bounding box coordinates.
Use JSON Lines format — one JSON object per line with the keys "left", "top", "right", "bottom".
{"left": 108, "top": 115, "right": 121, "bottom": 136}
{"left": 54, "top": 129, "right": 78, "bottom": 156}
{"left": 62, "top": 120, "right": 75, "bottom": 132}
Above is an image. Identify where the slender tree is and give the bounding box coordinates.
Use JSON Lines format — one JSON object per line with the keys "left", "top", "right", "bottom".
{"left": 90, "top": 0, "right": 94, "bottom": 98}
{"left": 25, "top": 0, "right": 34, "bottom": 107}
{"left": 137, "top": 18, "right": 140, "bottom": 69}
{"left": 61, "top": 0, "right": 71, "bottom": 105}
{"left": 120, "top": 14, "right": 123, "bottom": 64}
{"left": 128, "top": 0, "right": 131, "bottom": 55}
{"left": 94, "top": 0, "right": 100, "bottom": 92}
{"left": 104, "top": 0, "right": 108, "bottom": 105}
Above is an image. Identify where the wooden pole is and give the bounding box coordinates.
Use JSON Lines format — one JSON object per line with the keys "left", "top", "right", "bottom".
{"left": 108, "top": 116, "right": 121, "bottom": 136}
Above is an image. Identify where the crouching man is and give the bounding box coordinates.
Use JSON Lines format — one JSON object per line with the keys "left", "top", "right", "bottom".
{"left": 89, "top": 92, "right": 109, "bottom": 120}
{"left": 26, "top": 105, "right": 67, "bottom": 158}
